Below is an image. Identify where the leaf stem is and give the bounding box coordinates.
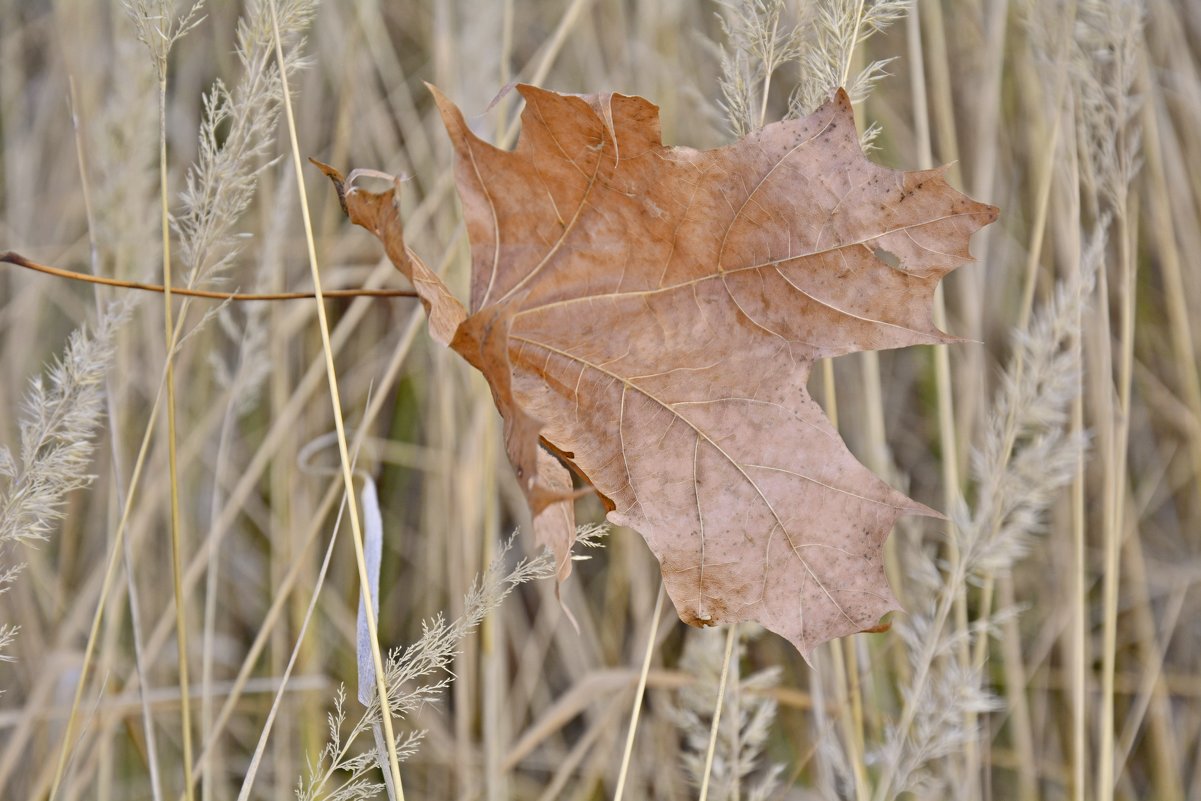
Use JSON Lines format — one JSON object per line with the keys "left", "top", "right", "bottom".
{"left": 0, "top": 251, "right": 416, "bottom": 300}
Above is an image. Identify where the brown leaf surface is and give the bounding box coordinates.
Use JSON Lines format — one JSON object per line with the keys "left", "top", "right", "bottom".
{"left": 533, "top": 448, "right": 577, "bottom": 582}
{"left": 330, "top": 85, "right": 997, "bottom": 658}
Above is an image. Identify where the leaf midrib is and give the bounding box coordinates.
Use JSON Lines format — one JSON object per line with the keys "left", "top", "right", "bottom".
{"left": 508, "top": 210, "right": 982, "bottom": 330}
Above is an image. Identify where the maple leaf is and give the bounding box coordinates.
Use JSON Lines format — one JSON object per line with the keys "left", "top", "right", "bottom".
{"left": 325, "top": 85, "right": 997, "bottom": 658}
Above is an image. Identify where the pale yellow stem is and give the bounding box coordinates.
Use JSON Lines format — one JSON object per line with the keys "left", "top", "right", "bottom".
{"left": 267, "top": 2, "right": 406, "bottom": 797}
{"left": 613, "top": 587, "right": 666, "bottom": 801}
{"left": 698, "top": 624, "right": 738, "bottom": 801}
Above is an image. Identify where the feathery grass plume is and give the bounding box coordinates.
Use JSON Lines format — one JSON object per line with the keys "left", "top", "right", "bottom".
{"left": 0, "top": 625, "right": 15, "bottom": 664}
{"left": 789, "top": 0, "right": 909, "bottom": 149}
{"left": 951, "top": 237, "right": 1101, "bottom": 573}
{"left": 297, "top": 535, "right": 555, "bottom": 801}
{"left": 1069, "top": 6, "right": 1145, "bottom": 798}
{"left": 87, "top": 36, "right": 161, "bottom": 282}
{"left": 1073, "top": 0, "right": 1144, "bottom": 210}
{"left": 880, "top": 639, "right": 1003, "bottom": 796}
{"left": 712, "top": 0, "right": 803, "bottom": 136}
{"left": 873, "top": 223, "right": 1105, "bottom": 798}
{"left": 297, "top": 683, "right": 424, "bottom": 801}
{"left": 672, "top": 628, "right": 783, "bottom": 801}
{"left": 0, "top": 303, "right": 131, "bottom": 662}
{"left": 567, "top": 522, "right": 610, "bottom": 565}
{"left": 171, "top": 0, "right": 317, "bottom": 289}
{"left": 205, "top": 167, "right": 296, "bottom": 419}
{"left": 124, "top": 0, "right": 206, "bottom": 79}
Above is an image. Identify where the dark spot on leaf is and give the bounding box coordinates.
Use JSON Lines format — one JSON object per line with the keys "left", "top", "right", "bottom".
{"left": 873, "top": 247, "right": 901, "bottom": 269}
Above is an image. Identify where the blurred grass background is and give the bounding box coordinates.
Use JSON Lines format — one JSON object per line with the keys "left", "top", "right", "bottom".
{"left": 1, "top": 0, "right": 1199, "bottom": 799}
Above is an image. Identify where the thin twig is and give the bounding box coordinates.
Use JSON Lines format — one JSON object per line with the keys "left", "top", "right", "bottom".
{"left": 1, "top": 251, "right": 416, "bottom": 300}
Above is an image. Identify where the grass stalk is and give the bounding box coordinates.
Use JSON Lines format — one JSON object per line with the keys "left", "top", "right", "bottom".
{"left": 697, "top": 623, "right": 736, "bottom": 801}
{"left": 235, "top": 467, "right": 348, "bottom": 801}
{"left": 1113, "top": 485, "right": 1184, "bottom": 800}
{"left": 869, "top": 560, "right": 960, "bottom": 801}
{"left": 613, "top": 586, "right": 665, "bottom": 801}
{"left": 83, "top": 261, "right": 410, "bottom": 757}
{"left": 829, "top": 638, "right": 870, "bottom": 801}
{"left": 71, "top": 81, "right": 120, "bottom": 801}
{"left": 1098, "top": 182, "right": 1135, "bottom": 801}
{"left": 483, "top": 411, "right": 505, "bottom": 801}
{"left": 1091, "top": 229, "right": 1118, "bottom": 801}
{"left": 38, "top": 159, "right": 212, "bottom": 800}
{"left": 67, "top": 75, "right": 165, "bottom": 801}
{"left": 817, "top": 339, "right": 870, "bottom": 798}
{"left": 818, "top": 313, "right": 870, "bottom": 801}
{"left": 1137, "top": 65, "right": 1201, "bottom": 511}
{"left": 1098, "top": 16, "right": 1140, "bottom": 797}
{"left": 484, "top": 11, "right": 515, "bottom": 792}
{"left": 266, "top": 1, "right": 406, "bottom": 797}
{"left": 931, "top": 208, "right": 970, "bottom": 797}
{"left": 157, "top": 66, "right": 196, "bottom": 801}
{"left": 909, "top": 6, "right": 971, "bottom": 791}
{"left": 757, "top": 13, "right": 780, "bottom": 127}
{"left": 967, "top": 12, "right": 1076, "bottom": 796}
{"left": 1070, "top": 366, "right": 1087, "bottom": 801}
{"left": 46, "top": 331, "right": 175, "bottom": 801}
{"left": 995, "top": 576, "right": 1037, "bottom": 801}
{"left": 194, "top": 300, "right": 422, "bottom": 793}
{"left": 1065, "top": 118, "right": 1089, "bottom": 801}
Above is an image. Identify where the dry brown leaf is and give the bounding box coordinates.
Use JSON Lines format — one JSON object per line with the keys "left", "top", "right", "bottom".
{"left": 327, "top": 84, "right": 997, "bottom": 658}
{"left": 312, "top": 159, "right": 466, "bottom": 346}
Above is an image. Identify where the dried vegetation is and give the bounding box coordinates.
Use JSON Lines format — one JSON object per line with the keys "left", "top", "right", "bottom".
{"left": 1, "top": 1, "right": 1198, "bottom": 800}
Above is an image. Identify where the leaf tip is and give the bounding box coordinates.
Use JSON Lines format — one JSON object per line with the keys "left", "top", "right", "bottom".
{"left": 428, "top": 82, "right": 475, "bottom": 145}
{"left": 426, "top": 82, "right": 458, "bottom": 116}
{"left": 513, "top": 82, "right": 543, "bottom": 101}
{"left": 859, "top": 618, "right": 894, "bottom": 636}
{"left": 907, "top": 497, "right": 945, "bottom": 520}
{"left": 310, "top": 158, "right": 348, "bottom": 215}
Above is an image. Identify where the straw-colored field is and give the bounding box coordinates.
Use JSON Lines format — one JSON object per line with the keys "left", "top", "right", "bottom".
{"left": 2, "top": 1, "right": 1198, "bottom": 799}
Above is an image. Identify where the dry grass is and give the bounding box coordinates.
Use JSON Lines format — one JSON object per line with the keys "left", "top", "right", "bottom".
{"left": 2, "top": 1, "right": 1199, "bottom": 799}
